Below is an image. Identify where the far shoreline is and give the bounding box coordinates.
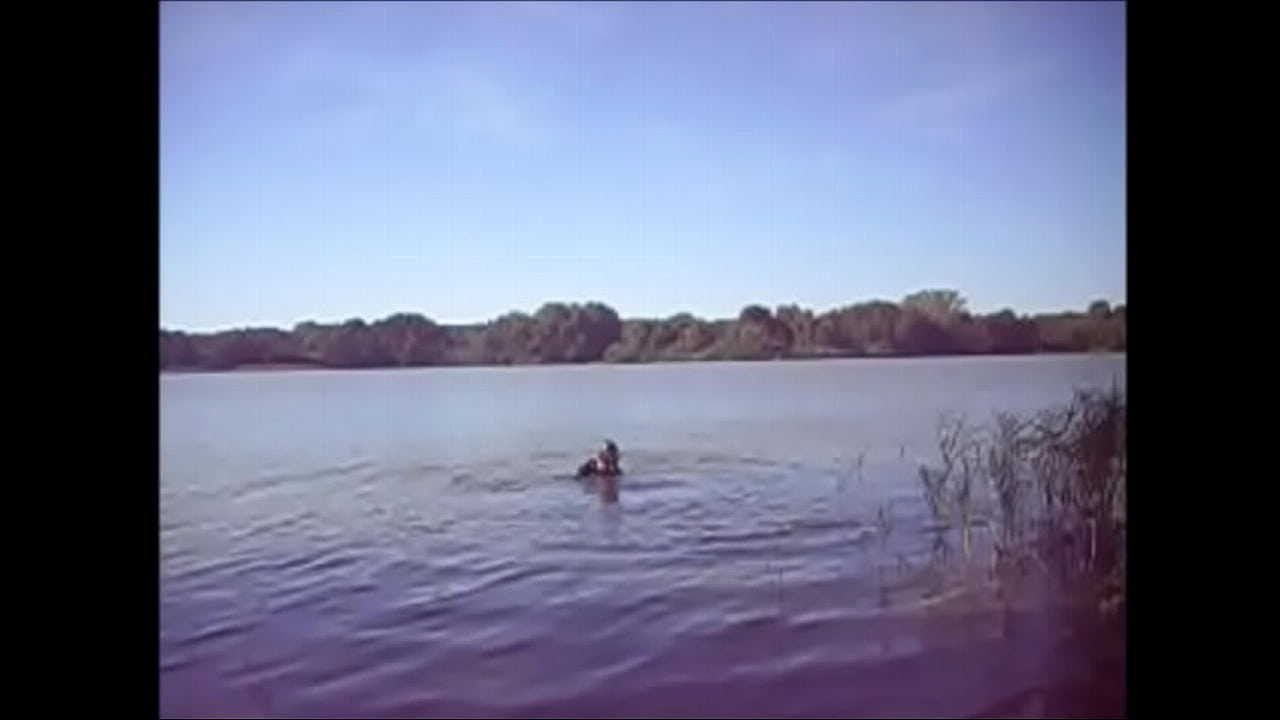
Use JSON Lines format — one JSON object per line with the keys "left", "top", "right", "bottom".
{"left": 159, "top": 349, "right": 1125, "bottom": 376}
{"left": 162, "top": 293, "right": 1124, "bottom": 373}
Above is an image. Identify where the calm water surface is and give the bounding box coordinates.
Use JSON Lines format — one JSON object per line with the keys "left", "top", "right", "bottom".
{"left": 160, "top": 355, "right": 1126, "bottom": 718}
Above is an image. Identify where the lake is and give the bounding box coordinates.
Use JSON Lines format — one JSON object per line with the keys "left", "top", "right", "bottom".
{"left": 160, "top": 354, "right": 1126, "bottom": 719}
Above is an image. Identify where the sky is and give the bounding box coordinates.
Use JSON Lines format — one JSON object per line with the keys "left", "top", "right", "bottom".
{"left": 161, "top": 1, "right": 1125, "bottom": 332}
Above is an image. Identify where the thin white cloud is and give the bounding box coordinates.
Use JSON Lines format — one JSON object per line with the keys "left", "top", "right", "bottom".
{"left": 873, "top": 60, "right": 1054, "bottom": 141}
{"left": 433, "top": 66, "right": 544, "bottom": 149}
{"left": 504, "top": 0, "right": 630, "bottom": 37}
{"left": 267, "top": 43, "right": 545, "bottom": 152}
{"left": 161, "top": 2, "right": 257, "bottom": 68}
{"left": 509, "top": 1, "right": 577, "bottom": 19}
{"left": 787, "top": 2, "right": 1059, "bottom": 140}
{"left": 790, "top": 1, "right": 1007, "bottom": 72}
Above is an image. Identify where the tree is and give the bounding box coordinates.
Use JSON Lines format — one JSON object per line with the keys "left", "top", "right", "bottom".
{"left": 160, "top": 291, "right": 1126, "bottom": 371}
{"left": 980, "top": 310, "right": 1038, "bottom": 354}
{"left": 833, "top": 301, "right": 900, "bottom": 354}
{"left": 604, "top": 320, "right": 656, "bottom": 363}
{"left": 902, "top": 289, "right": 967, "bottom": 325}
{"left": 721, "top": 304, "right": 791, "bottom": 359}
{"left": 895, "top": 311, "right": 955, "bottom": 355}
{"left": 776, "top": 304, "right": 815, "bottom": 354}
{"left": 738, "top": 304, "right": 772, "bottom": 325}
{"left": 372, "top": 313, "right": 444, "bottom": 366}
{"left": 160, "top": 330, "right": 199, "bottom": 369}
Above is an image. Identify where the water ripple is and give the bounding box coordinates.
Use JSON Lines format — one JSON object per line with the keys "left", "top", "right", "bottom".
{"left": 164, "top": 422, "right": 1124, "bottom": 718}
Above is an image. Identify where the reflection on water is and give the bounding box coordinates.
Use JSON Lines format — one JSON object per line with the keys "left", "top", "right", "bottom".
{"left": 578, "top": 473, "right": 621, "bottom": 506}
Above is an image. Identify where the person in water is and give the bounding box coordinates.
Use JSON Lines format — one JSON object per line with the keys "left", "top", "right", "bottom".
{"left": 600, "top": 439, "right": 621, "bottom": 474}
{"left": 577, "top": 439, "right": 622, "bottom": 477}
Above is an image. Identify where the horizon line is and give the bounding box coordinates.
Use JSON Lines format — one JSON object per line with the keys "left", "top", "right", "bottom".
{"left": 160, "top": 292, "right": 1126, "bottom": 335}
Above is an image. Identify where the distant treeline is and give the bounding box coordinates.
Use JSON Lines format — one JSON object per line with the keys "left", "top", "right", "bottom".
{"left": 160, "top": 290, "right": 1125, "bottom": 371}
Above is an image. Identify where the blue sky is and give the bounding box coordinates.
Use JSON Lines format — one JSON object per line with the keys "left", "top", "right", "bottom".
{"left": 161, "top": 1, "right": 1125, "bottom": 332}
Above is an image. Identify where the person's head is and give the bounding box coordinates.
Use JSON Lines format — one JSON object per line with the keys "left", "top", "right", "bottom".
{"left": 604, "top": 439, "right": 619, "bottom": 456}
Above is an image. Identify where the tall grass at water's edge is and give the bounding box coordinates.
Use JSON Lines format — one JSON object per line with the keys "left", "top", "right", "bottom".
{"left": 914, "top": 383, "right": 1126, "bottom": 615}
